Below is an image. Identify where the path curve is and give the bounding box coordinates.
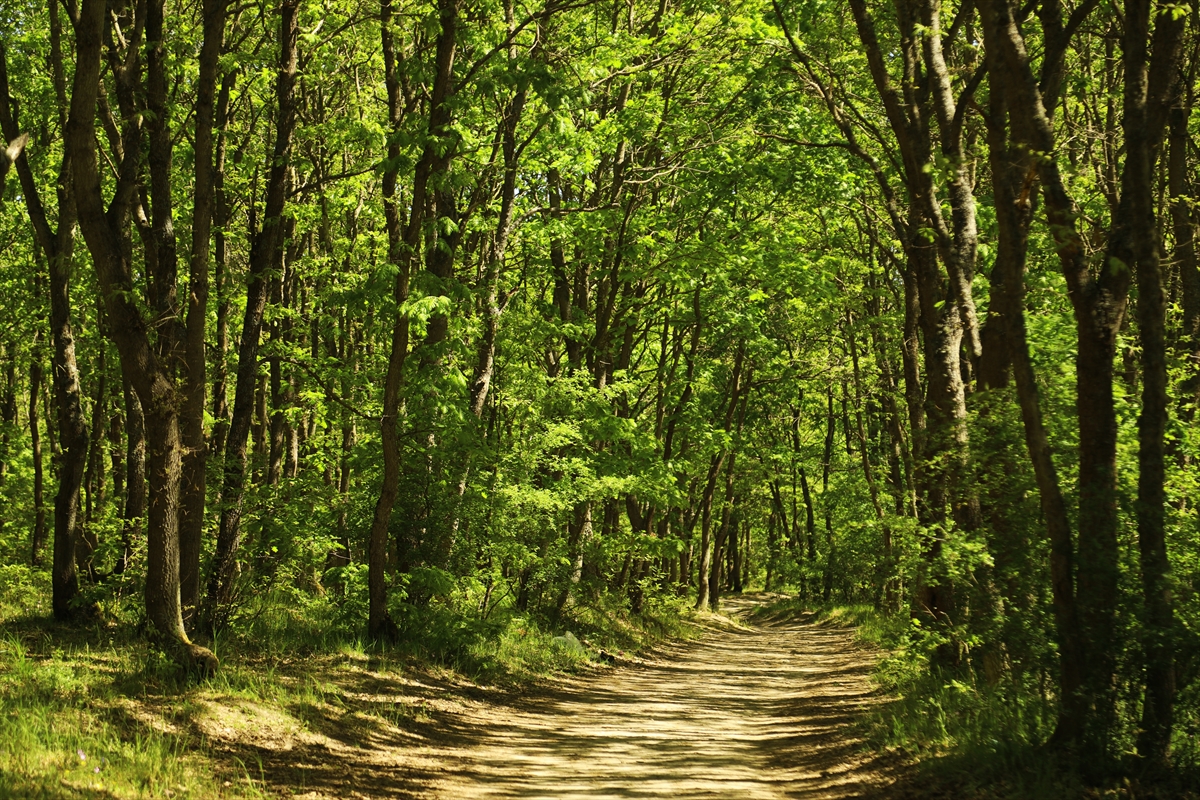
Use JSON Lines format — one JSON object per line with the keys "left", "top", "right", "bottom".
{"left": 435, "top": 597, "right": 897, "bottom": 799}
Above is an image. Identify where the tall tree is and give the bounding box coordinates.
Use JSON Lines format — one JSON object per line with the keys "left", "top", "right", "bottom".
{"left": 2, "top": 23, "right": 87, "bottom": 620}
{"left": 65, "top": 0, "right": 215, "bottom": 669}
{"left": 205, "top": 0, "right": 300, "bottom": 631}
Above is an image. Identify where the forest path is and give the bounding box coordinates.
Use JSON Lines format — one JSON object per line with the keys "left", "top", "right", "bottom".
{"left": 430, "top": 595, "right": 898, "bottom": 799}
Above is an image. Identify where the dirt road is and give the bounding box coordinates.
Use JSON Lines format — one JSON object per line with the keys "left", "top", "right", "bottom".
{"left": 433, "top": 598, "right": 897, "bottom": 799}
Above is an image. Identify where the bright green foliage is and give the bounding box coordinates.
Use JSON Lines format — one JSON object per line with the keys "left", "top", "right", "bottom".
{"left": 2, "top": 0, "right": 1200, "bottom": 794}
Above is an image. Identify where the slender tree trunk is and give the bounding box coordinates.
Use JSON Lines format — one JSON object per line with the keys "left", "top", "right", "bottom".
{"left": 30, "top": 353, "right": 47, "bottom": 567}
{"left": 695, "top": 344, "right": 745, "bottom": 611}
{"left": 821, "top": 389, "right": 835, "bottom": 603}
{"left": 1134, "top": 177, "right": 1174, "bottom": 768}
{"left": 66, "top": 0, "right": 215, "bottom": 669}
{"left": 367, "top": 0, "right": 460, "bottom": 636}
{"left": 728, "top": 512, "right": 743, "bottom": 594}
{"left": 179, "top": 0, "right": 227, "bottom": 630}
{"left": 845, "top": 0, "right": 978, "bottom": 657}
{"left": 1, "top": 37, "right": 86, "bottom": 615}
{"left": 209, "top": 74, "right": 235, "bottom": 460}
{"left": 117, "top": 375, "right": 145, "bottom": 575}
{"left": 267, "top": 310, "right": 287, "bottom": 487}
{"left": 797, "top": 462, "right": 815, "bottom": 598}
{"left": 862, "top": 262, "right": 916, "bottom": 518}
{"left": 1177, "top": 110, "right": 1200, "bottom": 407}
{"left": 693, "top": 454, "right": 724, "bottom": 611}
{"left": 205, "top": 0, "right": 299, "bottom": 630}
{"left": 1170, "top": 86, "right": 1200, "bottom": 412}
{"left": 847, "top": 316, "right": 892, "bottom": 605}
{"left": 978, "top": 1, "right": 1083, "bottom": 742}
{"left": 0, "top": 341, "right": 15, "bottom": 486}
{"left": 988, "top": 0, "right": 1181, "bottom": 759}
{"left": 445, "top": 40, "right": 530, "bottom": 548}
{"left": 253, "top": 374, "right": 268, "bottom": 483}
{"left": 108, "top": 406, "right": 125, "bottom": 525}
{"left": 79, "top": 351, "right": 107, "bottom": 575}
{"left": 708, "top": 455, "right": 737, "bottom": 612}
{"left": 1128, "top": 3, "right": 1180, "bottom": 768}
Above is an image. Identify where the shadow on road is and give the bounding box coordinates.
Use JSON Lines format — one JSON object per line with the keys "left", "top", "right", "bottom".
{"left": 435, "top": 594, "right": 903, "bottom": 799}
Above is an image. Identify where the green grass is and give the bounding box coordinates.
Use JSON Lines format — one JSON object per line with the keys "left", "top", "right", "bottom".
{"left": 0, "top": 564, "right": 693, "bottom": 799}
{"left": 0, "top": 629, "right": 272, "bottom": 799}
{"left": 748, "top": 595, "right": 907, "bottom": 648}
{"left": 751, "top": 594, "right": 1200, "bottom": 799}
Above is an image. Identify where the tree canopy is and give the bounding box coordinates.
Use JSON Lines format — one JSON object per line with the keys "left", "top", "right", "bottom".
{"left": 2, "top": 0, "right": 1199, "bottom": 791}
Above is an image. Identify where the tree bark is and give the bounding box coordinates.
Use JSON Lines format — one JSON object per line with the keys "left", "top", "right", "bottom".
{"left": 695, "top": 343, "right": 745, "bottom": 611}
{"left": 0, "top": 341, "right": 15, "bottom": 486}
{"left": 797, "top": 462, "right": 816, "bottom": 579}
{"left": 367, "top": 0, "right": 410, "bottom": 639}
{"left": 67, "top": 0, "right": 214, "bottom": 669}
{"left": 844, "top": 0, "right": 979, "bottom": 650}
{"left": 205, "top": 0, "right": 299, "bottom": 631}
{"left": 708, "top": 454, "right": 737, "bottom": 612}
{"left": 117, "top": 374, "right": 146, "bottom": 575}
{"left": 445, "top": 25, "right": 531, "bottom": 547}
{"left": 988, "top": 0, "right": 1181, "bottom": 760}
{"left": 693, "top": 453, "right": 723, "bottom": 612}
{"left": 1, "top": 36, "right": 86, "bottom": 618}
{"left": 79, "top": 345, "right": 107, "bottom": 575}
{"left": 1129, "top": 1, "right": 1182, "bottom": 768}
{"left": 210, "top": 73, "right": 235, "bottom": 460}
{"left": 821, "top": 389, "right": 835, "bottom": 602}
{"left": 29, "top": 352, "right": 47, "bottom": 567}
{"left": 1170, "top": 90, "right": 1200, "bottom": 409}
{"left": 179, "top": 0, "right": 227, "bottom": 630}
{"left": 978, "top": 0, "right": 1082, "bottom": 737}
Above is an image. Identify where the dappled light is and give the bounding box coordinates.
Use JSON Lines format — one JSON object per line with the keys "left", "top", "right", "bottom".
{"left": 3, "top": 0, "right": 1200, "bottom": 793}
{"left": 436, "top": 598, "right": 897, "bottom": 799}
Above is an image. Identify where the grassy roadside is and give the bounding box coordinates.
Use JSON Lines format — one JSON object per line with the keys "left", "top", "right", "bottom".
{"left": 0, "top": 566, "right": 695, "bottom": 799}
{"left": 751, "top": 595, "right": 1199, "bottom": 800}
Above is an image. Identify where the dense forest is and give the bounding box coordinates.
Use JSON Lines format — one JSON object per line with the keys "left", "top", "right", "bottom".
{"left": 1, "top": 0, "right": 1199, "bottom": 795}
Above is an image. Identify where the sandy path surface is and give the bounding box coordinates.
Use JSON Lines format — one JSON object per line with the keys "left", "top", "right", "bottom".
{"left": 433, "top": 597, "right": 897, "bottom": 799}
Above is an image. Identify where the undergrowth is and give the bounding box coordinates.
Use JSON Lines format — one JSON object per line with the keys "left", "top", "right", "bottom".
{"left": 753, "top": 594, "right": 1200, "bottom": 800}
{"left": 0, "top": 562, "right": 689, "bottom": 799}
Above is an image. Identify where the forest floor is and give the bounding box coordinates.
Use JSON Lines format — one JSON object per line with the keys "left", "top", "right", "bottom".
{"left": 219, "top": 593, "right": 905, "bottom": 799}
{"left": 1, "top": 592, "right": 910, "bottom": 799}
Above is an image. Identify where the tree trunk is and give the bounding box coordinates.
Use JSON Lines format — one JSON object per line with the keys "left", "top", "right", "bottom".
{"left": 179, "top": 0, "right": 226, "bottom": 630}
{"left": 977, "top": 0, "right": 1082, "bottom": 744}
{"left": 67, "top": 0, "right": 214, "bottom": 670}
{"left": 845, "top": 0, "right": 979, "bottom": 658}
{"left": 79, "top": 349, "right": 107, "bottom": 575}
{"left": 1, "top": 38, "right": 86, "bottom": 616}
{"left": 847, "top": 316, "right": 891, "bottom": 603}
{"left": 821, "top": 389, "right": 835, "bottom": 603}
{"left": 729, "top": 513, "right": 744, "bottom": 594}
{"left": 209, "top": 74, "right": 235, "bottom": 461}
{"left": 987, "top": 0, "right": 1181, "bottom": 760}
{"left": 1128, "top": 1, "right": 1181, "bottom": 767}
{"left": 0, "top": 341, "right": 15, "bottom": 486}
{"left": 1177, "top": 104, "right": 1200, "bottom": 407}
{"left": 117, "top": 375, "right": 146, "bottom": 575}
{"left": 797, "top": 462, "right": 815, "bottom": 597}
{"left": 29, "top": 353, "right": 47, "bottom": 567}
{"left": 107, "top": 406, "right": 125, "bottom": 525}
{"left": 205, "top": 0, "right": 299, "bottom": 631}
{"left": 709, "top": 456, "right": 737, "bottom": 611}
{"left": 695, "top": 344, "right": 745, "bottom": 611}
{"left": 444, "top": 39, "right": 530, "bottom": 549}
